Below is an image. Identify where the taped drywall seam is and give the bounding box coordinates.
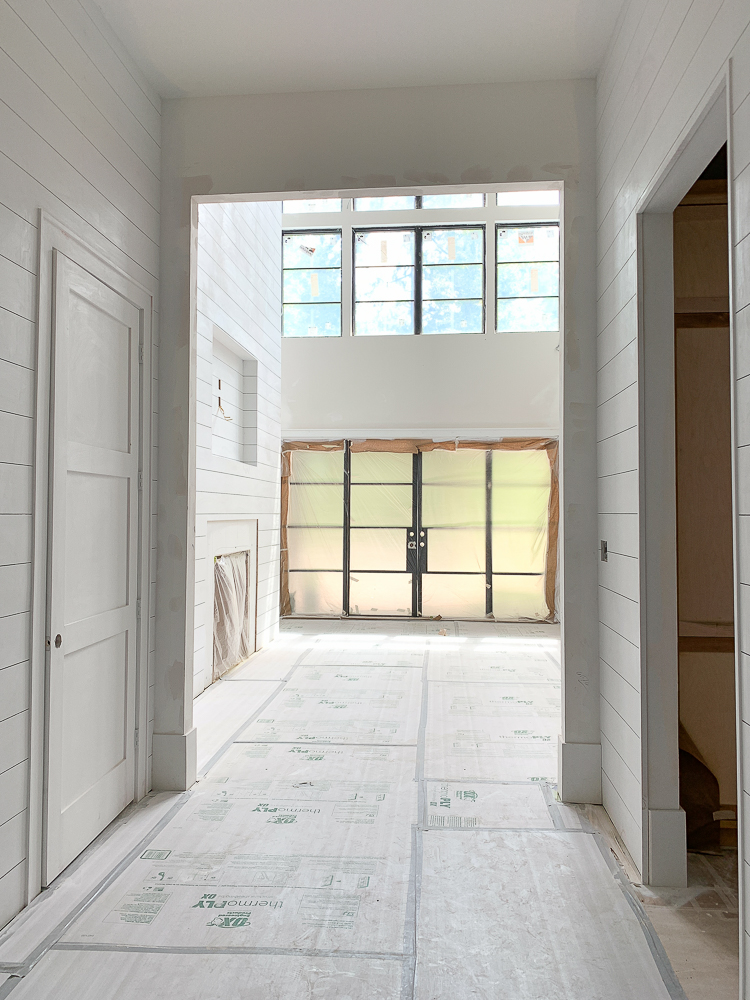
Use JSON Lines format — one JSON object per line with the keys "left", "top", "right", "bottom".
{"left": 199, "top": 647, "right": 312, "bottom": 777}
{"left": 1, "top": 793, "right": 190, "bottom": 979}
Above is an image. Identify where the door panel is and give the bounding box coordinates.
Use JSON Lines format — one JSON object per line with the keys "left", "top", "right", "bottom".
{"left": 45, "top": 252, "right": 140, "bottom": 885}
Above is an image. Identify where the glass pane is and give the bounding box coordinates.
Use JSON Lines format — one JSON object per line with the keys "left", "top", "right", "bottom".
{"left": 354, "top": 230, "right": 415, "bottom": 267}
{"left": 422, "top": 299, "right": 483, "bottom": 335}
{"left": 288, "top": 571, "right": 343, "bottom": 614}
{"left": 427, "top": 528, "right": 485, "bottom": 572}
{"left": 422, "top": 229, "right": 483, "bottom": 265}
{"left": 495, "top": 297, "right": 559, "bottom": 333}
{"left": 422, "top": 264, "right": 483, "bottom": 300}
{"left": 282, "top": 199, "right": 342, "bottom": 214}
{"left": 422, "top": 450, "right": 485, "bottom": 484}
{"left": 422, "top": 485, "right": 485, "bottom": 527}
{"left": 492, "top": 483, "right": 549, "bottom": 527}
{"left": 283, "top": 268, "right": 341, "bottom": 303}
{"left": 350, "top": 528, "right": 406, "bottom": 571}
{"left": 355, "top": 266, "right": 414, "bottom": 302}
{"left": 496, "top": 262, "right": 559, "bottom": 299}
{"left": 421, "top": 193, "right": 485, "bottom": 209}
{"left": 354, "top": 197, "right": 416, "bottom": 211}
{"left": 492, "top": 574, "right": 548, "bottom": 619}
{"left": 493, "top": 450, "right": 551, "bottom": 487}
{"left": 496, "top": 190, "right": 560, "bottom": 206}
{"left": 421, "top": 573, "right": 486, "bottom": 617}
{"left": 349, "top": 573, "right": 412, "bottom": 615}
{"left": 287, "top": 528, "right": 343, "bottom": 570}
{"left": 289, "top": 450, "right": 344, "bottom": 483}
{"left": 283, "top": 231, "right": 341, "bottom": 268}
{"left": 354, "top": 301, "right": 414, "bottom": 336}
{"left": 350, "top": 451, "right": 413, "bottom": 483}
{"left": 496, "top": 225, "right": 559, "bottom": 263}
{"left": 493, "top": 527, "right": 546, "bottom": 574}
{"left": 283, "top": 302, "right": 341, "bottom": 338}
{"left": 350, "top": 484, "right": 412, "bottom": 527}
{"left": 288, "top": 484, "right": 344, "bottom": 526}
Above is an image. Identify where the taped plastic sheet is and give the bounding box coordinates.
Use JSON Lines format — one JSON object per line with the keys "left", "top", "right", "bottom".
{"left": 194, "top": 680, "right": 281, "bottom": 773}
{"left": 424, "top": 781, "right": 554, "bottom": 830}
{"left": 427, "top": 642, "right": 560, "bottom": 683}
{"left": 424, "top": 681, "right": 559, "bottom": 782}
{"left": 417, "top": 831, "right": 673, "bottom": 1000}
{"left": 11, "top": 952, "right": 403, "bottom": 1000}
{"left": 213, "top": 552, "right": 253, "bottom": 680}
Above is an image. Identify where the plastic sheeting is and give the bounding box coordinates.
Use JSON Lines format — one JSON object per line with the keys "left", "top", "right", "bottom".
{"left": 213, "top": 552, "right": 254, "bottom": 681}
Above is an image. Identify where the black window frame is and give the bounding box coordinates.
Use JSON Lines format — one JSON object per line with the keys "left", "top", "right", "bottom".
{"left": 281, "top": 227, "right": 344, "bottom": 339}
{"left": 494, "top": 221, "right": 561, "bottom": 334}
{"left": 352, "top": 224, "right": 487, "bottom": 337}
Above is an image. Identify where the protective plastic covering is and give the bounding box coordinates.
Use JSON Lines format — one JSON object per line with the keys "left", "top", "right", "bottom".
{"left": 281, "top": 440, "right": 558, "bottom": 621}
{"left": 212, "top": 551, "right": 253, "bottom": 680}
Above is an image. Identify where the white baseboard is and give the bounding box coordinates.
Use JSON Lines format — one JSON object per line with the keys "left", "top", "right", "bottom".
{"left": 647, "top": 808, "right": 687, "bottom": 887}
{"left": 151, "top": 728, "right": 198, "bottom": 791}
{"left": 558, "top": 737, "right": 602, "bottom": 803}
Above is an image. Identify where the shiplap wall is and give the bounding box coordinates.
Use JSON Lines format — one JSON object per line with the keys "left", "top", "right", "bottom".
{"left": 0, "top": 0, "right": 160, "bottom": 929}
{"left": 596, "top": 1, "right": 750, "bottom": 878}
{"left": 194, "top": 202, "right": 282, "bottom": 696}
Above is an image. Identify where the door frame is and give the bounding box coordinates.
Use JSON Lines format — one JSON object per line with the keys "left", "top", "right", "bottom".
{"left": 28, "top": 214, "right": 155, "bottom": 901}
{"left": 635, "top": 79, "right": 734, "bottom": 887}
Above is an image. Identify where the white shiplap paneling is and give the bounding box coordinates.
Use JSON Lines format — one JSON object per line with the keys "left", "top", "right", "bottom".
{"left": 0, "top": 0, "right": 160, "bottom": 929}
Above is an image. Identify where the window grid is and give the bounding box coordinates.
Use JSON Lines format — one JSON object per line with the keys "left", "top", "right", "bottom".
{"left": 282, "top": 229, "right": 342, "bottom": 339}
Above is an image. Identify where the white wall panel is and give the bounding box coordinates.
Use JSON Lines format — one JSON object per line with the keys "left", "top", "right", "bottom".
{"left": 596, "top": 0, "right": 750, "bottom": 887}
{"left": 0, "top": 0, "right": 160, "bottom": 929}
{"left": 194, "top": 202, "right": 282, "bottom": 697}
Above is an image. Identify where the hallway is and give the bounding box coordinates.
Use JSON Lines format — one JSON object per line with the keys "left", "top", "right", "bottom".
{"left": 0, "top": 622, "right": 680, "bottom": 998}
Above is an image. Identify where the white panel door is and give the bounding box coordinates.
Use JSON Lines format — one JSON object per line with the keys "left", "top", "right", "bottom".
{"left": 44, "top": 252, "right": 141, "bottom": 884}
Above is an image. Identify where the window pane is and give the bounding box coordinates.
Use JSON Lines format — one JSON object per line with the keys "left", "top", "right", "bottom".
{"left": 349, "top": 573, "right": 412, "bottom": 615}
{"left": 496, "top": 262, "right": 559, "bottom": 299}
{"left": 422, "top": 450, "right": 485, "bottom": 485}
{"left": 492, "top": 574, "right": 548, "bottom": 619}
{"left": 422, "top": 300, "right": 483, "bottom": 335}
{"left": 496, "top": 225, "right": 559, "bottom": 263}
{"left": 354, "top": 301, "right": 414, "bottom": 336}
{"left": 289, "top": 450, "right": 344, "bottom": 483}
{"left": 421, "top": 193, "right": 485, "bottom": 209}
{"left": 354, "top": 230, "right": 415, "bottom": 267}
{"left": 354, "top": 197, "right": 416, "bottom": 211}
{"left": 422, "top": 573, "right": 486, "bottom": 617}
{"left": 496, "top": 190, "right": 559, "bottom": 206}
{"left": 355, "top": 266, "right": 414, "bottom": 302}
{"left": 350, "top": 528, "right": 406, "bottom": 571}
{"left": 282, "top": 199, "right": 342, "bottom": 213}
{"left": 495, "top": 297, "right": 559, "bottom": 333}
{"left": 287, "top": 528, "right": 343, "bottom": 570}
{"left": 423, "top": 264, "right": 483, "bottom": 300}
{"left": 492, "top": 450, "right": 551, "bottom": 487}
{"left": 288, "top": 484, "right": 344, "bottom": 526}
{"left": 427, "top": 528, "right": 485, "bottom": 572}
{"left": 282, "top": 302, "right": 341, "bottom": 338}
{"left": 422, "top": 485, "right": 485, "bottom": 527}
{"left": 423, "top": 229, "right": 483, "bottom": 264}
{"left": 288, "top": 571, "right": 343, "bottom": 614}
{"left": 350, "top": 452, "right": 413, "bottom": 483}
{"left": 283, "top": 231, "right": 341, "bottom": 268}
{"left": 350, "top": 484, "right": 412, "bottom": 527}
{"left": 283, "top": 268, "right": 341, "bottom": 303}
{"left": 492, "top": 527, "right": 546, "bottom": 574}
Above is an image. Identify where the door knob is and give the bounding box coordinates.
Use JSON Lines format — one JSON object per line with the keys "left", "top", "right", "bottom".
{"left": 54, "top": 634, "right": 62, "bottom": 649}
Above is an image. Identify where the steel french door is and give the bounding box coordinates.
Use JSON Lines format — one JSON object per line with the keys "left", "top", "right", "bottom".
{"left": 44, "top": 251, "right": 141, "bottom": 884}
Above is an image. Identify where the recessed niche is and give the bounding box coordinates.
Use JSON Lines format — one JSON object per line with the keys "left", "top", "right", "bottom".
{"left": 211, "top": 334, "right": 257, "bottom": 464}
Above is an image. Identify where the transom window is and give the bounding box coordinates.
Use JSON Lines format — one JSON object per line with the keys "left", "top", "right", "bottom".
{"left": 281, "top": 189, "right": 560, "bottom": 338}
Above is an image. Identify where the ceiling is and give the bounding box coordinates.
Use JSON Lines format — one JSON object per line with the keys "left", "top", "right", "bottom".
{"left": 94, "top": 0, "right": 626, "bottom": 100}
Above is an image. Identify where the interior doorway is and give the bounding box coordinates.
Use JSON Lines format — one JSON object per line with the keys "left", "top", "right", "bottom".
{"left": 673, "top": 146, "right": 737, "bottom": 857}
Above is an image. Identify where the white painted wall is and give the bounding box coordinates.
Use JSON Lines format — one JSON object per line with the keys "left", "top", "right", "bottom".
{"left": 0, "top": 0, "right": 160, "bottom": 929}
{"left": 195, "top": 202, "right": 282, "bottom": 695}
{"left": 595, "top": 1, "right": 750, "bottom": 887}
{"left": 157, "top": 78, "right": 601, "bottom": 800}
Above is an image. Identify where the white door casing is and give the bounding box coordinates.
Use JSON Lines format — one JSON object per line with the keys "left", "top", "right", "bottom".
{"left": 43, "top": 251, "right": 141, "bottom": 884}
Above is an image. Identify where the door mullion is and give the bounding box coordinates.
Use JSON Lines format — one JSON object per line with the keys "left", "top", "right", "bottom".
{"left": 486, "top": 449, "right": 493, "bottom": 617}
{"left": 414, "top": 451, "right": 423, "bottom": 617}
{"left": 343, "top": 440, "right": 351, "bottom": 616}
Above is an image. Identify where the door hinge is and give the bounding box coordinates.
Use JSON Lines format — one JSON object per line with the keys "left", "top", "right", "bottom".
{"left": 135, "top": 729, "right": 140, "bottom": 749}
{"left": 139, "top": 344, "right": 144, "bottom": 364}
{"left": 138, "top": 471, "right": 143, "bottom": 491}
{"left": 136, "top": 599, "right": 142, "bottom": 621}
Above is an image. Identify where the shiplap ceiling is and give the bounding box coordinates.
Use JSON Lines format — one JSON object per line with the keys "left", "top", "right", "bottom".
{"left": 93, "top": 0, "right": 626, "bottom": 99}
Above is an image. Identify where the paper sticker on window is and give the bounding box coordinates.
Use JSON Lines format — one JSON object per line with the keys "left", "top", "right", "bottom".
{"left": 311, "top": 273, "right": 319, "bottom": 297}
{"left": 519, "top": 232, "right": 534, "bottom": 245}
